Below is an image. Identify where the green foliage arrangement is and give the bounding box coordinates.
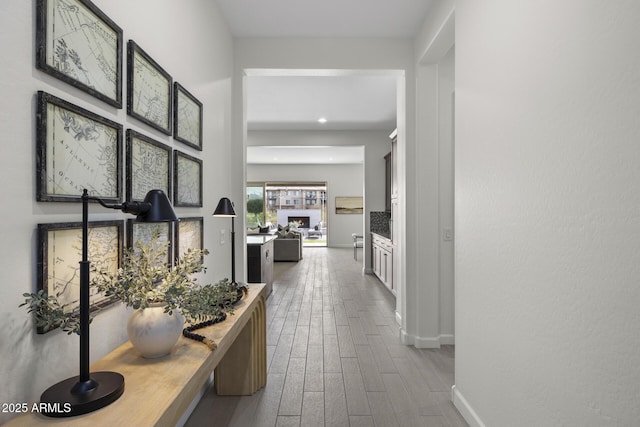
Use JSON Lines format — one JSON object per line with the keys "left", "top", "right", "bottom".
{"left": 20, "top": 235, "right": 239, "bottom": 334}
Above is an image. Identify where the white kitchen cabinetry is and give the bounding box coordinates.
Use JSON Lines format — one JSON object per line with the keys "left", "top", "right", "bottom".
{"left": 371, "top": 232, "right": 394, "bottom": 294}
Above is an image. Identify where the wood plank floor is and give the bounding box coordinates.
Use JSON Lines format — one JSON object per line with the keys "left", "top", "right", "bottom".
{"left": 186, "top": 247, "right": 468, "bottom": 427}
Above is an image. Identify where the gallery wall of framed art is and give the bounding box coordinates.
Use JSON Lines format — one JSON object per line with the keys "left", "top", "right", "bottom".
{"left": 31, "top": 0, "right": 210, "bottom": 330}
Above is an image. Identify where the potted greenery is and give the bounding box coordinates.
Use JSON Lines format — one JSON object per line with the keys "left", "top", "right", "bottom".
{"left": 21, "top": 235, "right": 240, "bottom": 358}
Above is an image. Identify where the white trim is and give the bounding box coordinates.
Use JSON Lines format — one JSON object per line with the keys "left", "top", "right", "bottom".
{"left": 395, "top": 310, "right": 402, "bottom": 326}
{"left": 399, "top": 327, "right": 414, "bottom": 345}
{"left": 439, "top": 334, "right": 455, "bottom": 345}
{"left": 451, "top": 385, "right": 486, "bottom": 427}
{"left": 400, "top": 331, "right": 455, "bottom": 348}
{"left": 414, "top": 336, "right": 441, "bottom": 349}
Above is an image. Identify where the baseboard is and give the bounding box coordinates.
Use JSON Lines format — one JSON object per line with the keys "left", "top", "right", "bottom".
{"left": 399, "top": 327, "right": 414, "bottom": 345}
{"left": 414, "top": 336, "right": 441, "bottom": 348}
{"left": 451, "top": 385, "right": 486, "bottom": 427}
{"left": 439, "top": 334, "right": 455, "bottom": 345}
{"left": 395, "top": 311, "right": 402, "bottom": 326}
{"left": 401, "top": 331, "right": 455, "bottom": 348}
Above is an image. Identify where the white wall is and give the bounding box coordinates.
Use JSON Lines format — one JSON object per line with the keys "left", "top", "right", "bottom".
{"left": 248, "top": 163, "right": 364, "bottom": 248}
{"left": 0, "top": 1, "right": 235, "bottom": 423}
{"left": 248, "top": 130, "right": 391, "bottom": 264}
{"left": 454, "top": 1, "right": 640, "bottom": 425}
{"left": 408, "top": 1, "right": 456, "bottom": 349}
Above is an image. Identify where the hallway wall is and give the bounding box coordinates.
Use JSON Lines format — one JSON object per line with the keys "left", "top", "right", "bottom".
{"left": 0, "top": 1, "right": 235, "bottom": 422}
{"left": 454, "top": 0, "right": 640, "bottom": 425}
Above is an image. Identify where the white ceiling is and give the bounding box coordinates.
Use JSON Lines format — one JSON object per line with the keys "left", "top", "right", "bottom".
{"left": 246, "top": 74, "right": 398, "bottom": 131}
{"left": 215, "top": 0, "right": 433, "bottom": 38}
{"left": 247, "top": 145, "right": 364, "bottom": 165}
{"left": 215, "top": 0, "right": 432, "bottom": 161}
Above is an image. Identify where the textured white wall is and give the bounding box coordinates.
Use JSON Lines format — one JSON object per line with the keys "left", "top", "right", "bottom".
{"left": 410, "top": 2, "right": 455, "bottom": 348}
{"left": 0, "top": 1, "right": 234, "bottom": 423}
{"left": 454, "top": 0, "right": 640, "bottom": 425}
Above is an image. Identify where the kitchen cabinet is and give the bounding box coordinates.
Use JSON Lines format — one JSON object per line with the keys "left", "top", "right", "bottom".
{"left": 371, "top": 232, "right": 394, "bottom": 294}
{"left": 247, "top": 235, "right": 275, "bottom": 297}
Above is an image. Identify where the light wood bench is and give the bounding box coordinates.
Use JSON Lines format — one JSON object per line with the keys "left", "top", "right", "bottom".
{"left": 6, "top": 283, "right": 267, "bottom": 426}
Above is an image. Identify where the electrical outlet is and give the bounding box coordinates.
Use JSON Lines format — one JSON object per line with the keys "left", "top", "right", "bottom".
{"left": 220, "top": 229, "right": 225, "bottom": 245}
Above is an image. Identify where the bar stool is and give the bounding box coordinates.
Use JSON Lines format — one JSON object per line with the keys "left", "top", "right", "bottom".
{"left": 352, "top": 233, "right": 363, "bottom": 260}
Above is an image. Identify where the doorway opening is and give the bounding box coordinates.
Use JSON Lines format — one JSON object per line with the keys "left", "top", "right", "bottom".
{"left": 247, "top": 182, "right": 328, "bottom": 247}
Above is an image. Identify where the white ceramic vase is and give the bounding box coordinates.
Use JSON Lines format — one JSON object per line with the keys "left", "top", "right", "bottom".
{"left": 127, "top": 303, "right": 185, "bottom": 358}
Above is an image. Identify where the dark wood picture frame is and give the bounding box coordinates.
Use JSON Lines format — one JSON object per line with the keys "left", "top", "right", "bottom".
{"left": 175, "top": 217, "right": 204, "bottom": 261}
{"left": 173, "top": 82, "right": 203, "bottom": 151}
{"left": 173, "top": 150, "right": 203, "bottom": 207}
{"left": 36, "top": 0, "right": 123, "bottom": 108}
{"left": 37, "top": 220, "right": 124, "bottom": 334}
{"left": 126, "top": 129, "right": 172, "bottom": 202}
{"left": 127, "top": 40, "right": 172, "bottom": 135}
{"left": 36, "top": 91, "right": 123, "bottom": 203}
{"left": 127, "top": 219, "right": 173, "bottom": 266}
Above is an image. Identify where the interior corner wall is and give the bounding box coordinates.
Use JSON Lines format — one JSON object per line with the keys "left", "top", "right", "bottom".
{"left": 0, "top": 1, "right": 234, "bottom": 423}
{"left": 455, "top": 0, "right": 640, "bottom": 425}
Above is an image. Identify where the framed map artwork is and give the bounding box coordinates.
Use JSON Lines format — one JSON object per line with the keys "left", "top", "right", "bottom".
{"left": 127, "top": 220, "right": 173, "bottom": 267}
{"left": 175, "top": 217, "right": 204, "bottom": 261}
{"left": 127, "top": 40, "right": 172, "bottom": 135}
{"left": 173, "top": 151, "right": 203, "bottom": 207}
{"left": 36, "top": 0, "right": 123, "bottom": 108}
{"left": 36, "top": 91, "right": 122, "bottom": 203}
{"left": 126, "top": 129, "right": 172, "bottom": 203}
{"left": 37, "top": 220, "right": 124, "bottom": 334}
{"left": 173, "top": 82, "right": 203, "bottom": 151}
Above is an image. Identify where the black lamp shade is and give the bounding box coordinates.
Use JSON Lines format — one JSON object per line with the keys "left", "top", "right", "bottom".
{"left": 139, "top": 190, "right": 178, "bottom": 222}
{"left": 213, "top": 197, "right": 236, "bottom": 217}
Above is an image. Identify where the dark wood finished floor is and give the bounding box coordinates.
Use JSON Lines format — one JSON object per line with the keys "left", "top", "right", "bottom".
{"left": 186, "top": 247, "right": 468, "bottom": 427}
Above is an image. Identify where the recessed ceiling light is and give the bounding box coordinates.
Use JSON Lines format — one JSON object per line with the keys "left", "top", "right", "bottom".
{"left": 317, "top": 117, "right": 327, "bottom": 124}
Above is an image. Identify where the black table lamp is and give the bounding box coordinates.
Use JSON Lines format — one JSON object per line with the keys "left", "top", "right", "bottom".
{"left": 213, "top": 197, "right": 238, "bottom": 285}
{"left": 40, "top": 189, "right": 178, "bottom": 417}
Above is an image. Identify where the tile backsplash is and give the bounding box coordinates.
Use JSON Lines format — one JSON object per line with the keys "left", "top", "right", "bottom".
{"left": 370, "top": 211, "right": 391, "bottom": 234}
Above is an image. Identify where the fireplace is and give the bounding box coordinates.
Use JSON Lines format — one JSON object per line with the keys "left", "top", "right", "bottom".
{"left": 288, "top": 216, "right": 310, "bottom": 228}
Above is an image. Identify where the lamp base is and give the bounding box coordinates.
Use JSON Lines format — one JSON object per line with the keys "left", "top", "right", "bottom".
{"left": 40, "top": 371, "right": 124, "bottom": 417}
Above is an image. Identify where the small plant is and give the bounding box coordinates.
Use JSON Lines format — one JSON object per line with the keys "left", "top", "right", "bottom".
{"left": 19, "top": 289, "right": 81, "bottom": 334}
{"left": 21, "top": 235, "right": 240, "bottom": 334}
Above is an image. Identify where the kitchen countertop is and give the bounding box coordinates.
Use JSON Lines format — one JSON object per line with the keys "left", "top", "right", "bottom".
{"left": 371, "top": 231, "right": 392, "bottom": 240}
{"left": 246, "top": 234, "right": 277, "bottom": 245}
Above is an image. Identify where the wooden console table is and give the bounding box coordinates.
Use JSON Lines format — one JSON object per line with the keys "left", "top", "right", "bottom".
{"left": 6, "top": 284, "right": 266, "bottom": 427}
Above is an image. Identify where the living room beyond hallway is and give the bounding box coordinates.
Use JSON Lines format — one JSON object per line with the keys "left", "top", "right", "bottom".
{"left": 187, "top": 248, "right": 467, "bottom": 426}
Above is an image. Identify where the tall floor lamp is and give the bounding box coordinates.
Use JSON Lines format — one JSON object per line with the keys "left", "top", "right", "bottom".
{"left": 40, "top": 188, "right": 178, "bottom": 417}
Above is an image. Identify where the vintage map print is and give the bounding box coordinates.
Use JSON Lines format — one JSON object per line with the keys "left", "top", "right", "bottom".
{"left": 176, "top": 217, "right": 203, "bottom": 259}
{"left": 126, "top": 130, "right": 171, "bottom": 202}
{"left": 127, "top": 40, "right": 172, "bottom": 135}
{"left": 174, "top": 151, "right": 202, "bottom": 207}
{"left": 37, "top": 0, "right": 123, "bottom": 107}
{"left": 37, "top": 91, "right": 122, "bottom": 202}
{"left": 174, "top": 82, "right": 203, "bottom": 150}
{"left": 37, "top": 221, "right": 123, "bottom": 333}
